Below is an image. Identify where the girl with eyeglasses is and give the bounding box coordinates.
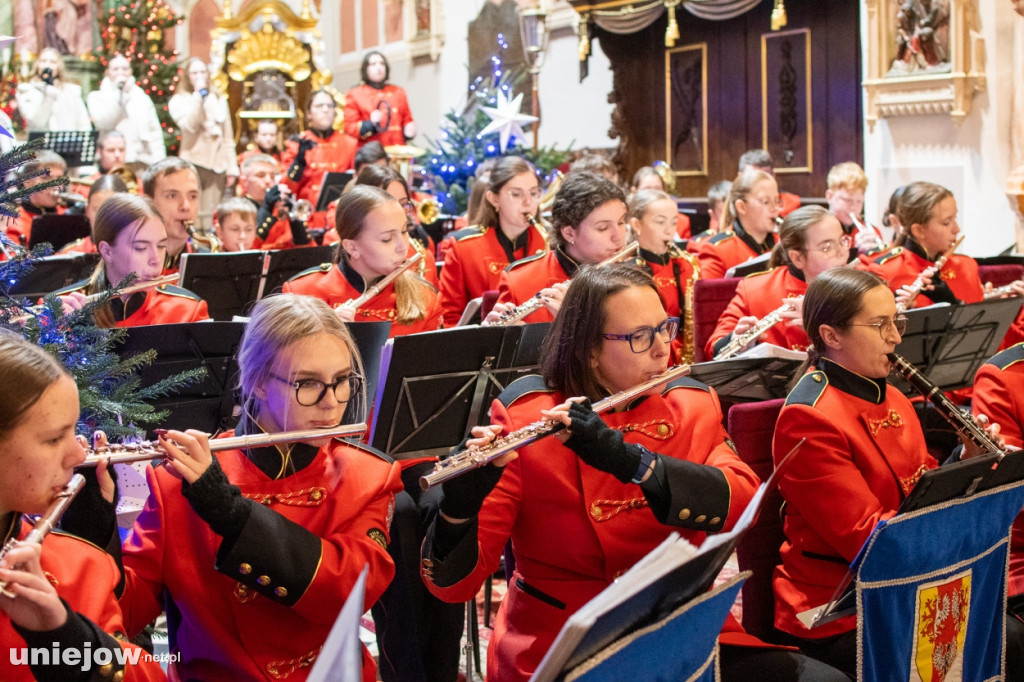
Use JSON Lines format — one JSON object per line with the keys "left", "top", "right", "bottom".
{"left": 694, "top": 168, "right": 781, "bottom": 279}
{"left": 771, "top": 268, "right": 1006, "bottom": 677}
{"left": 421, "top": 264, "right": 848, "bottom": 682}
{"left": 438, "top": 156, "right": 548, "bottom": 327}
{"left": 486, "top": 171, "right": 628, "bottom": 326}
{"left": 284, "top": 186, "right": 442, "bottom": 337}
{"left": 118, "top": 293, "right": 403, "bottom": 680}
{"left": 707, "top": 206, "right": 850, "bottom": 359}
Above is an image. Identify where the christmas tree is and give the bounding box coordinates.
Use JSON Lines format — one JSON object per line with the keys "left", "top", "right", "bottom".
{"left": 423, "top": 37, "right": 570, "bottom": 215}
{"left": 98, "top": 0, "right": 184, "bottom": 155}
{"left": 0, "top": 139, "right": 203, "bottom": 439}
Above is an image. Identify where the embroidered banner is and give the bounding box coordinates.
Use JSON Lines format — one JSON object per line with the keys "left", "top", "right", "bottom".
{"left": 855, "top": 482, "right": 1024, "bottom": 682}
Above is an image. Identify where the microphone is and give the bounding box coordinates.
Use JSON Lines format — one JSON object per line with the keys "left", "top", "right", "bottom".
{"left": 41, "top": 68, "right": 54, "bottom": 86}
{"left": 199, "top": 88, "right": 208, "bottom": 98}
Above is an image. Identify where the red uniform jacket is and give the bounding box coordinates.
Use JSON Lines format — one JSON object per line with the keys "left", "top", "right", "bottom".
{"left": 495, "top": 249, "right": 575, "bottom": 325}
{"left": 120, "top": 439, "right": 402, "bottom": 681}
{"left": 281, "top": 129, "right": 357, "bottom": 204}
{"left": 863, "top": 239, "right": 983, "bottom": 308}
{"left": 635, "top": 247, "right": 700, "bottom": 362}
{"left": 438, "top": 223, "right": 549, "bottom": 327}
{"left": 421, "top": 376, "right": 763, "bottom": 681}
{"left": 5, "top": 203, "right": 67, "bottom": 246}
{"left": 283, "top": 261, "right": 442, "bottom": 337}
{"left": 779, "top": 191, "right": 800, "bottom": 218}
{"left": 707, "top": 266, "right": 809, "bottom": 359}
{"left": 772, "top": 359, "right": 937, "bottom": 639}
{"left": 971, "top": 343, "right": 1024, "bottom": 599}
{"left": 342, "top": 83, "right": 414, "bottom": 149}
{"left": 694, "top": 221, "right": 776, "bottom": 280}
{"left": 55, "top": 281, "right": 210, "bottom": 327}
{"left": 0, "top": 521, "right": 165, "bottom": 681}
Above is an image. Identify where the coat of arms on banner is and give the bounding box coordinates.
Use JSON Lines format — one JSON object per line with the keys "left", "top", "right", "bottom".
{"left": 910, "top": 570, "right": 972, "bottom": 682}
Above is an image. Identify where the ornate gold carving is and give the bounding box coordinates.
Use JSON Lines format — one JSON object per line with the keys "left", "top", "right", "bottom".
{"left": 227, "top": 23, "right": 311, "bottom": 83}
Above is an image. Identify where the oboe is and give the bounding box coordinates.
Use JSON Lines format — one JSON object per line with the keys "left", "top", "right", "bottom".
{"left": 337, "top": 253, "right": 423, "bottom": 310}
{"left": 714, "top": 296, "right": 803, "bottom": 360}
{"left": 896, "top": 235, "right": 964, "bottom": 313}
{"left": 0, "top": 474, "right": 85, "bottom": 597}
{"left": 493, "top": 242, "right": 640, "bottom": 326}
{"left": 419, "top": 364, "right": 691, "bottom": 489}
{"left": 887, "top": 353, "right": 1004, "bottom": 456}
{"left": 78, "top": 423, "right": 367, "bottom": 467}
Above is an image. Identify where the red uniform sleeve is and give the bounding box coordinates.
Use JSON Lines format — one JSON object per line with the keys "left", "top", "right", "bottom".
{"left": 973, "top": 362, "right": 1024, "bottom": 450}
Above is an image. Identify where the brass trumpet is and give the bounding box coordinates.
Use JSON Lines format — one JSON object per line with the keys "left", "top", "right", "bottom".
{"left": 78, "top": 423, "right": 367, "bottom": 467}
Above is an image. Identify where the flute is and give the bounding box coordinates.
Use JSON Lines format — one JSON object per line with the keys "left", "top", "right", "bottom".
{"left": 88, "top": 273, "right": 179, "bottom": 303}
{"left": 493, "top": 242, "right": 640, "bottom": 326}
{"left": 714, "top": 296, "right": 803, "bottom": 360}
{"left": 78, "top": 423, "right": 367, "bottom": 467}
{"left": 888, "top": 353, "right": 1004, "bottom": 457}
{"left": 0, "top": 474, "right": 85, "bottom": 597}
{"left": 336, "top": 253, "right": 423, "bottom": 310}
{"left": 896, "top": 235, "right": 964, "bottom": 313}
{"left": 419, "top": 364, "right": 691, "bottom": 489}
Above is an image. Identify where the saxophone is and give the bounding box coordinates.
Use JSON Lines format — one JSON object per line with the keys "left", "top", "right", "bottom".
{"left": 714, "top": 296, "right": 803, "bottom": 360}
{"left": 896, "top": 235, "right": 964, "bottom": 313}
{"left": 185, "top": 220, "right": 224, "bottom": 253}
{"left": 665, "top": 240, "right": 700, "bottom": 364}
{"left": 0, "top": 474, "right": 85, "bottom": 597}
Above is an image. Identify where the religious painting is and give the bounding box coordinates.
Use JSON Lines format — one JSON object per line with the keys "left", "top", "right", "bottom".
{"left": 665, "top": 43, "right": 707, "bottom": 177}
{"left": 761, "top": 28, "right": 812, "bottom": 174}
{"left": 887, "top": 0, "right": 952, "bottom": 77}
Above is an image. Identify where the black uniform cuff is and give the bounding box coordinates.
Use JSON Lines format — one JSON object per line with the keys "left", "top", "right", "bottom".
{"left": 14, "top": 601, "right": 126, "bottom": 682}
{"left": 214, "top": 501, "right": 323, "bottom": 606}
{"left": 652, "top": 458, "right": 731, "bottom": 532}
{"left": 421, "top": 516, "right": 480, "bottom": 588}
{"left": 290, "top": 219, "right": 311, "bottom": 245}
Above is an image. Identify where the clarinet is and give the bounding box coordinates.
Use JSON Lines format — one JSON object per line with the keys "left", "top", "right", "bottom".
{"left": 493, "top": 242, "right": 640, "bottom": 326}
{"left": 896, "top": 235, "right": 964, "bottom": 313}
{"left": 714, "top": 297, "right": 803, "bottom": 360}
{"left": 887, "top": 353, "right": 1004, "bottom": 455}
{"left": 0, "top": 474, "right": 86, "bottom": 597}
{"left": 419, "top": 364, "right": 691, "bottom": 489}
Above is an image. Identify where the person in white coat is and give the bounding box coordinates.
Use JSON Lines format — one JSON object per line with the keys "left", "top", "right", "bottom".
{"left": 86, "top": 54, "right": 166, "bottom": 174}
{"left": 15, "top": 48, "right": 92, "bottom": 134}
{"left": 167, "top": 57, "right": 239, "bottom": 231}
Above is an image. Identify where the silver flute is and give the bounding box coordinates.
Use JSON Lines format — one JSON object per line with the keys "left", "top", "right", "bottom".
{"left": 493, "top": 242, "right": 640, "bottom": 326}
{"left": 419, "top": 364, "right": 691, "bottom": 489}
{"left": 78, "top": 423, "right": 367, "bottom": 467}
{"left": 714, "top": 296, "right": 803, "bottom": 360}
{"left": 0, "top": 474, "right": 85, "bottom": 597}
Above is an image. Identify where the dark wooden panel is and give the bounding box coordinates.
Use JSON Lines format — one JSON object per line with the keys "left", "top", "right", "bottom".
{"left": 591, "top": 0, "right": 861, "bottom": 199}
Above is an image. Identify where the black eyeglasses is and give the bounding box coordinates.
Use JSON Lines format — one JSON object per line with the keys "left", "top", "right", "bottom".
{"left": 271, "top": 374, "right": 363, "bottom": 407}
{"left": 602, "top": 317, "right": 679, "bottom": 353}
{"left": 845, "top": 315, "right": 907, "bottom": 339}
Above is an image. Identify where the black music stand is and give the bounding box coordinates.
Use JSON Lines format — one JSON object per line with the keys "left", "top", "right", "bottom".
{"left": 114, "top": 322, "right": 246, "bottom": 437}
{"left": 28, "top": 130, "right": 98, "bottom": 168}
{"left": 29, "top": 213, "right": 91, "bottom": 251}
{"left": 258, "top": 245, "right": 337, "bottom": 298}
{"left": 369, "top": 323, "right": 550, "bottom": 458}
{"left": 314, "top": 171, "right": 354, "bottom": 213}
{"left": 179, "top": 252, "right": 265, "bottom": 320}
{"left": 892, "top": 298, "right": 1022, "bottom": 394}
{"left": 344, "top": 321, "right": 391, "bottom": 417}
{"left": 4, "top": 253, "right": 99, "bottom": 299}
{"left": 690, "top": 355, "right": 805, "bottom": 402}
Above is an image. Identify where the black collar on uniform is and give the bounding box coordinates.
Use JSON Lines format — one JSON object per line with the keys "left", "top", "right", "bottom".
{"left": 786, "top": 264, "right": 807, "bottom": 282}
{"left": 903, "top": 236, "right": 935, "bottom": 262}
{"left": 1, "top": 512, "right": 18, "bottom": 547}
{"left": 233, "top": 422, "right": 320, "bottom": 479}
{"left": 19, "top": 200, "right": 55, "bottom": 216}
{"left": 638, "top": 246, "right": 671, "bottom": 267}
{"left": 340, "top": 258, "right": 384, "bottom": 295}
{"left": 109, "top": 291, "right": 147, "bottom": 321}
{"left": 816, "top": 357, "right": 887, "bottom": 404}
{"left": 494, "top": 224, "right": 529, "bottom": 263}
{"left": 309, "top": 127, "right": 333, "bottom": 140}
{"left": 554, "top": 247, "right": 580, "bottom": 279}
{"left": 733, "top": 220, "right": 776, "bottom": 255}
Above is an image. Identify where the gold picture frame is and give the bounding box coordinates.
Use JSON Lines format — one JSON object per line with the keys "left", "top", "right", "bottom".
{"left": 664, "top": 42, "right": 708, "bottom": 178}
{"left": 862, "top": 0, "right": 986, "bottom": 129}
{"left": 761, "top": 28, "right": 812, "bottom": 175}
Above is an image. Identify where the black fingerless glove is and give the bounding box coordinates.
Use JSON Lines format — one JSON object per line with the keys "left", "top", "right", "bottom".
{"left": 297, "top": 137, "right": 317, "bottom": 158}
{"left": 181, "top": 457, "right": 251, "bottom": 540}
{"left": 262, "top": 184, "right": 282, "bottom": 210}
{"left": 58, "top": 466, "right": 118, "bottom": 549}
{"left": 438, "top": 445, "right": 505, "bottom": 520}
{"left": 564, "top": 400, "right": 642, "bottom": 484}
